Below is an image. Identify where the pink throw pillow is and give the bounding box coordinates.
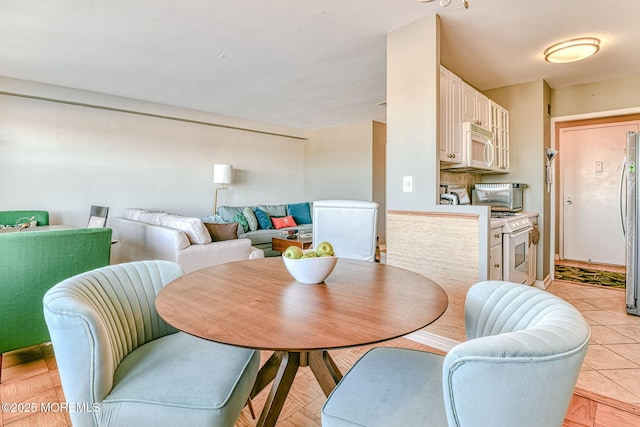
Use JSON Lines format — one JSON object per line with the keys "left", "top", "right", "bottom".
{"left": 271, "top": 215, "right": 297, "bottom": 229}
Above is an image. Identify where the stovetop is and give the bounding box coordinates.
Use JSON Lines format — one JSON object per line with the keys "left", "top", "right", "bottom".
{"left": 491, "top": 211, "right": 523, "bottom": 218}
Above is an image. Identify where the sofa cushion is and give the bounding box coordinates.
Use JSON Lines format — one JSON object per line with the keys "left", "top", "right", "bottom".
{"left": 138, "top": 212, "right": 168, "bottom": 225}
{"left": 256, "top": 204, "right": 287, "bottom": 218}
{"left": 200, "top": 215, "right": 226, "bottom": 224}
{"left": 218, "top": 206, "right": 243, "bottom": 223}
{"left": 287, "top": 202, "right": 312, "bottom": 224}
{"left": 122, "top": 208, "right": 151, "bottom": 221}
{"left": 204, "top": 222, "right": 239, "bottom": 242}
{"left": 253, "top": 208, "right": 273, "bottom": 230}
{"left": 160, "top": 215, "right": 212, "bottom": 245}
{"left": 272, "top": 215, "right": 297, "bottom": 229}
{"left": 233, "top": 212, "right": 249, "bottom": 233}
{"left": 243, "top": 207, "right": 259, "bottom": 232}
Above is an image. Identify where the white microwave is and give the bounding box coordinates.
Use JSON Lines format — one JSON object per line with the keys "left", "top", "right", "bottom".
{"left": 465, "top": 122, "right": 494, "bottom": 170}
{"left": 441, "top": 122, "right": 495, "bottom": 172}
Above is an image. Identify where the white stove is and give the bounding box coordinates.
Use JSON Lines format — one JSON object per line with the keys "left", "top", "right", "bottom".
{"left": 491, "top": 212, "right": 535, "bottom": 284}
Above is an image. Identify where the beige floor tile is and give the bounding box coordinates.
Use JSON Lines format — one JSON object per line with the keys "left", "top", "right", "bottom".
{"left": 566, "top": 299, "right": 603, "bottom": 311}
{"left": 583, "top": 345, "right": 639, "bottom": 371}
{"left": 609, "top": 323, "right": 640, "bottom": 342}
{"left": 598, "top": 369, "right": 640, "bottom": 404}
{"left": 576, "top": 370, "right": 640, "bottom": 405}
{"left": 589, "top": 325, "right": 638, "bottom": 345}
{"left": 581, "top": 310, "right": 639, "bottom": 326}
{"left": 605, "top": 343, "right": 640, "bottom": 365}
{"left": 587, "top": 297, "right": 627, "bottom": 311}
{"left": 553, "top": 285, "right": 608, "bottom": 300}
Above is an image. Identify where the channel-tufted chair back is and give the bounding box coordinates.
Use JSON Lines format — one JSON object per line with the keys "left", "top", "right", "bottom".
{"left": 322, "top": 281, "right": 590, "bottom": 427}
{"left": 44, "top": 260, "right": 260, "bottom": 427}
{"left": 443, "top": 281, "right": 591, "bottom": 427}
{"left": 44, "top": 261, "right": 182, "bottom": 407}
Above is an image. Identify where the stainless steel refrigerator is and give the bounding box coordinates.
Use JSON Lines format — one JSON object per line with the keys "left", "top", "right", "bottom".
{"left": 625, "top": 131, "right": 640, "bottom": 316}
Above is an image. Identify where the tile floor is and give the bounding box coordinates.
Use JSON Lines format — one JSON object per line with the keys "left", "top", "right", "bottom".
{"left": 549, "top": 260, "right": 640, "bottom": 406}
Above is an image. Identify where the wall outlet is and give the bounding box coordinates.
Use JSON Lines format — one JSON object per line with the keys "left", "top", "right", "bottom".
{"left": 403, "top": 176, "right": 413, "bottom": 192}
{"left": 595, "top": 160, "right": 603, "bottom": 173}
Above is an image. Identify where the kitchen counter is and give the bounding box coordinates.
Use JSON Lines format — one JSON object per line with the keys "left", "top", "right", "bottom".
{"left": 490, "top": 218, "right": 506, "bottom": 228}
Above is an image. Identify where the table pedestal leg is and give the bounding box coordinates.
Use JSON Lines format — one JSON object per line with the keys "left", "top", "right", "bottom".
{"left": 255, "top": 351, "right": 300, "bottom": 427}
{"left": 251, "top": 351, "right": 283, "bottom": 398}
{"left": 308, "top": 350, "right": 343, "bottom": 397}
{"left": 250, "top": 350, "right": 343, "bottom": 427}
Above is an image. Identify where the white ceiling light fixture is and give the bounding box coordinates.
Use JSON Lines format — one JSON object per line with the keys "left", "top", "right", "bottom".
{"left": 544, "top": 37, "right": 601, "bottom": 63}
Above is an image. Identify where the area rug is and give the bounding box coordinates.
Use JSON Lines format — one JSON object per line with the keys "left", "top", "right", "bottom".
{"left": 554, "top": 265, "right": 626, "bottom": 289}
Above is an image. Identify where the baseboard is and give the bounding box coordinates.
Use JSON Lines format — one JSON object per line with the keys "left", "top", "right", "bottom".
{"left": 406, "top": 330, "right": 458, "bottom": 352}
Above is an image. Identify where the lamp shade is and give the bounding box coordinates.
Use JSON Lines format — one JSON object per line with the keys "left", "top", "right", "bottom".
{"left": 213, "top": 164, "right": 232, "bottom": 184}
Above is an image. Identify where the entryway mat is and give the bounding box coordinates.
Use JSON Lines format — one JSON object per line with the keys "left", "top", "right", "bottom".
{"left": 554, "top": 265, "right": 625, "bottom": 289}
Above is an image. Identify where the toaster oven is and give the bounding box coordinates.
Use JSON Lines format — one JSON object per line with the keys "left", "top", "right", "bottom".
{"left": 471, "top": 183, "right": 528, "bottom": 212}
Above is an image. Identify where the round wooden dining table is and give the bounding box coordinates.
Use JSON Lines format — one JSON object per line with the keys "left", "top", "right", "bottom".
{"left": 156, "top": 257, "right": 448, "bottom": 427}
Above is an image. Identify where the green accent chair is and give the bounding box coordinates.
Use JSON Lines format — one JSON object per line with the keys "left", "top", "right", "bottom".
{"left": 322, "top": 281, "right": 591, "bottom": 427}
{"left": 0, "top": 210, "right": 49, "bottom": 227}
{"left": 0, "top": 227, "right": 112, "bottom": 381}
{"left": 44, "top": 260, "right": 260, "bottom": 427}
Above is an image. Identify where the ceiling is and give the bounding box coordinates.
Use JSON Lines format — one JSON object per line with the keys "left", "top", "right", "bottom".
{"left": 2, "top": 0, "right": 640, "bottom": 130}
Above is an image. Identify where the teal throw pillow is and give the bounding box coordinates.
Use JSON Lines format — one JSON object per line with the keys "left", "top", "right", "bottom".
{"left": 233, "top": 212, "right": 249, "bottom": 233}
{"left": 243, "top": 207, "right": 259, "bottom": 231}
{"left": 287, "top": 202, "right": 312, "bottom": 224}
{"left": 254, "top": 208, "right": 273, "bottom": 229}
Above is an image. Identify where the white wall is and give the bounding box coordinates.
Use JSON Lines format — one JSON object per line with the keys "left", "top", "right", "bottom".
{"left": 552, "top": 74, "right": 640, "bottom": 117}
{"left": 386, "top": 15, "right": 440, "bottom": 210}
{"left": 304, "top": 121, "right": 374, "bottom": 201}
{"left": 0, "top": 77, "right": 312, "bottom": 227}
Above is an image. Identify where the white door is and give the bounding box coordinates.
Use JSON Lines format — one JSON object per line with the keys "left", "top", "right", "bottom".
{"left": 561, "top": 121, "right": 639, "bottom": 265}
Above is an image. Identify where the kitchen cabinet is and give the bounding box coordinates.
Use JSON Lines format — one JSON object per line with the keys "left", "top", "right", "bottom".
{"left": 439, "top": 66, "right": 463, "bottom": 163}
{"left": 439, "top": 65, "right": 509, "bottom": 173}
{"left": 489, "top": 225, "right": 503, "bottom": 280}
{"left": 462, "top": 82, "right": 490, "bottom": 131}
{"left": 490, "top": 100, "right": 510, "bottom": 172}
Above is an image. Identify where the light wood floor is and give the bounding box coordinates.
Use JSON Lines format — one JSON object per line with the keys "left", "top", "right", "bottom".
{"left": 2, "top": 337, "right": 640, "bottom": 426}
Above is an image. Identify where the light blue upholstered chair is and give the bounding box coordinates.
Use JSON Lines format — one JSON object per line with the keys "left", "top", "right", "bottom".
{"left": 43, "top": 260, "right": 260, "bottom": 427}
{"left": 322, "top": 281, "right": 591, "bottom": 427}
{"left": 313, "top": 200, "right": 379, "bottom": 262}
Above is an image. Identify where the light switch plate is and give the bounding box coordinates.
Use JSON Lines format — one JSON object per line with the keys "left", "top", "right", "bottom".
{"left": 403, "top": 176, "right": 413, "bottom": 192}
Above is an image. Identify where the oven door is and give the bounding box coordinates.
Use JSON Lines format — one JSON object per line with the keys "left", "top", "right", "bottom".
{"left": 503, "top": 227, "right": 531, "bottom": 284}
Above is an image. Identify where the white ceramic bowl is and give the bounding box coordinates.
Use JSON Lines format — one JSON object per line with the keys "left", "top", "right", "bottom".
{"left": 282, "top": 253, "right": 338, "bottom": 284}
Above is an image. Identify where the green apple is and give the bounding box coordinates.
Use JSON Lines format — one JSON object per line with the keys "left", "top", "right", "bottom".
{"left": 283, "top": 246, "right": 304, "bottom": 259}
{"left": 303, "top": 251, "right": 318, "bottom": 258}
{"left": 315, "top": 241, "right": 334, "bottom": 257}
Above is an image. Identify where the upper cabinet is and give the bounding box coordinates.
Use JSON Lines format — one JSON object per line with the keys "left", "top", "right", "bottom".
{"left": 440, "top": 65, "right": 510, "bottom": 173}
{"left": 490, "top": 100, "right": 510, "bottom": 172}
{"left": 462, "top": 82, "right": 490, "bottom": 131}
{"left": 439, "top": 66, "right": 463, "bottom": 163}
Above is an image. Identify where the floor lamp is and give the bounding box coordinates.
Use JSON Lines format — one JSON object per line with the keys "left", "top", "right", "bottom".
{"left": 213, "top": 164, "right": 232, "bottom": 214}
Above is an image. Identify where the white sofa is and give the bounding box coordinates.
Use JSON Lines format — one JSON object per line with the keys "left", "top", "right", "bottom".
{"left": 110, "top": 209, "right": 264, "bottom": 273}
